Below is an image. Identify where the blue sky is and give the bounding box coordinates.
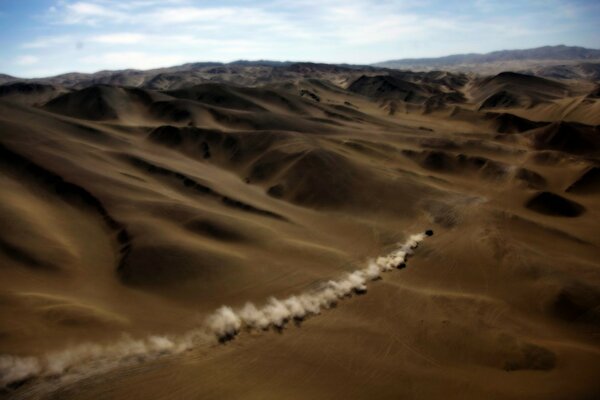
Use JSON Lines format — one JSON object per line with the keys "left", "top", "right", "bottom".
{"left": 0, "top": 0, "right": 598, "bottom": 78}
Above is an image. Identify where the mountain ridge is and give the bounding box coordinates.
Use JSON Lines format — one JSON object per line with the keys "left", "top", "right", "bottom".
{"left": 374, "top": 45, "right": 600, "bottom": 68}
{"left": 0, "top": 46, "right": 599, "bottom": 90}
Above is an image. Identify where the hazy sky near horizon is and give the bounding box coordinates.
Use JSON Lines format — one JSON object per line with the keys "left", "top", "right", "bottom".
{"left": 0, "top": 0, "right": 598, "bottom": 78}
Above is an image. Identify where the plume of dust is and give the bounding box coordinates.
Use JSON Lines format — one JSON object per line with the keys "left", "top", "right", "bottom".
{"left": 203, "top": 232, "right": 429, "bottom": 340}
{"left": 0, "top": 330, "right": 207, "bottom": 388}
{"left": 0, "top": 231, "right": 431, "bottom": 389}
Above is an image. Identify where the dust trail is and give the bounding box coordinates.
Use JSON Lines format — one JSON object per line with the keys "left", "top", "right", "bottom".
{"left": 0, "top": 331, "right": 208, "bottom": 393}
{"left": 205, "top": 231, "right": 432, "bottom": 340}
{"left": 0, "top": 230, "right": 432, "bottom": 392}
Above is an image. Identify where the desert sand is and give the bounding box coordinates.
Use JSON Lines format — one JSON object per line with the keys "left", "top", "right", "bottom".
{"left": 0, "top": 64, "right": 599, "bottom": 399}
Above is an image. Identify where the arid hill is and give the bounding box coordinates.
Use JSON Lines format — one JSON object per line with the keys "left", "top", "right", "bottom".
{"left": 0, "top": 62, "right": 598, "bottom": 400}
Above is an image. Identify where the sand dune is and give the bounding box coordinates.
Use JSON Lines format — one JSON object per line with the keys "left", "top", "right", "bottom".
{"left": 566, "top": 166, "right": 600, "bottom": 194}
{"left": 0, "top": 64, "right": 598, "bottom": 399}
{"left": 527, "top": 121, "right": 600, "bottom": 155}
{"left": 0, "top": 83, "right": 66, "bottom": 107}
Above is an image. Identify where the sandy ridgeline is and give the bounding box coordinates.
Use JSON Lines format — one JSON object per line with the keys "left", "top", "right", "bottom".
{"left": 0, "top": 61, "right": 599, "bottom": 399}
{"left": 0, "top": 232, "right": 431, "bottom": 390}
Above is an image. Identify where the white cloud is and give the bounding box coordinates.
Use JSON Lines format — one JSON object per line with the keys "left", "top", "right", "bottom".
{"left": 91, "top": 33, "right": 146, "bottom": 44}
{"left": 144, "top": 7, "right": 236, "bottom": 24}
{"left": 61, "top": 1, "right": 126, "bottom": 24}
{"left": 23, "top": 35, "right": 73, "bottom": 49}
{"left": 81, "top": 52, "right": 188, "bottom": 70}
{"left": 21, "top": 1, "right": 470, "bottom": 69}
{"left": 15, "top": 55, "right": 39, "bottom": 66}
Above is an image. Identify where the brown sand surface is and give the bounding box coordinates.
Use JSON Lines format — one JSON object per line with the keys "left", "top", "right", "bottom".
{"left": 0, "top": 69, "right": 599, "bottom": 399}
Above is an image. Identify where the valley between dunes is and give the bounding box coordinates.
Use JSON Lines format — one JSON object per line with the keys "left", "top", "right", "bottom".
{"left": 0, "top": 65, "right": 599, "bottom": 399}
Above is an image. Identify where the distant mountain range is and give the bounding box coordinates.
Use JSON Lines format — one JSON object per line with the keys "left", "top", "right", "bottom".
{"left": 374, "top": 45, "right": 600, "bottom": 76}
{"left": 0, "top": 62, "right": 383, "bottom": 91}
{"left": 0, "top": 46, "right": 599, "bottom": 89}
